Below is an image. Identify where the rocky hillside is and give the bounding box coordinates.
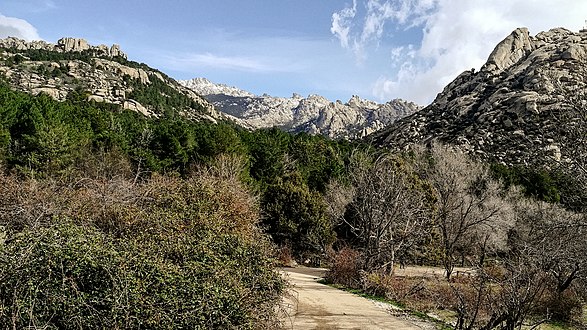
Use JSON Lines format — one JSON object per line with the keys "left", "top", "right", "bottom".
{"left": 181, "top": 78, "right": 420, "bottom": 139}
{"left": 371, "top": 27, "right": 587, "bottom": 167}
{"left": 0, "top": 37, "right": 217, "bottom": 121}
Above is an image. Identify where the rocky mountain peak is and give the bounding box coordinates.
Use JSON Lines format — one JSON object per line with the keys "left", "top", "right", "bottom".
{"left": 371, "top": 27, "right": 587, "bottom": 167}
{"left": 57, "top": 37, "right": 90, "bottom": 52}
{"left": 181, "top": 78, "right": 254, "bottom": 98}
{"left": 305, "top": 94, "right": 330, "bottom": 104}
{"left": 483, "top": 27, "right": 533, "bottom": 74}
{"left": 347, "top": 95, "right": 378, "bottom": 109}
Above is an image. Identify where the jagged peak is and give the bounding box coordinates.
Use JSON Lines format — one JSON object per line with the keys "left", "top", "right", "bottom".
{"left": 180, "top": 78, "right": 254, "bottom": 98}
{"left": 482, "top": 27, "right": 533, "bottom": 74}
{"left": 481, "top": 26, "right": 587, "bottom": 75}
{"left": 347, "top": 94, "right": 378, "bottom": 108}
{"left": 372, "top": 26, "right": 587, "bottom": 168}
{"left": 536, "top": 27, "right": 575, "bottom": 41}
{"left": 306, "top": 94, "right": 328, "bottom": 101}
{"left": 181, "top": 77, "right": 420, "bottom": 139}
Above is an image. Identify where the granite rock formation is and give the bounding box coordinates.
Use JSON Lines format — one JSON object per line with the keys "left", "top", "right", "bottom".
{"left": 0, "top": 37, "right": 216, "bottom": 120}
{"left": 371, "top": 27, "right": 587, "bottom": 167}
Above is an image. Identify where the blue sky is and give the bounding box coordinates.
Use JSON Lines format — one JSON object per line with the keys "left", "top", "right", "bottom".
{"left": 0, "top": 1, "right": 586, "bottom": 105}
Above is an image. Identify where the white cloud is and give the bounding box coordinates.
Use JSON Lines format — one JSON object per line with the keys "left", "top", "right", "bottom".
{"left": 43, "top": 0, "right": 57, "bottom": 10}
{"left": 331, "top": 0, "right": 357, "bottom": 49}
{"left": 333, "top": 0, "right": 435, "bottom": 62}
{"left": 0, "top": 14, "right": 40, "bottom": 41}
{"left": 332, "top": 0, "right": 587, "bottom": 105}
{"left": 159, "top": 34, "right": 321, "bottom": 75}
{"left": 163, "top": 52, "right": 292, "bottom": 73}
{"left": 193, "top": 53, "right": 268, "bottom": 72}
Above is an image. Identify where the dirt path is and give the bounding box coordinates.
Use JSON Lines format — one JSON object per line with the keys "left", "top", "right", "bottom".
{"left": 279, "top": 267, "right": 430, "bottom": 330}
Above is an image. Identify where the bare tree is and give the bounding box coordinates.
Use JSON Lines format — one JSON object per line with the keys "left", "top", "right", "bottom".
{"left": 337, "top": 150, "right": 432, "bottom": 274}
{"left": 510, "top": 198, "right": 587, "bottom": 295}
{"left": 323, "top": 179, "right": 355, "bottom": 227}
{"left": 417, "top": 143, "right": 504, "bottom": 279}
{"left": 451, "top": 193, "right": 587, "bottom": 330}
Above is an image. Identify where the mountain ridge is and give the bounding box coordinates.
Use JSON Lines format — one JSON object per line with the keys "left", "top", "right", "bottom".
{"left": 0, "top": 36, "right": 419, "bottom": 138}
{"left": 180, "top": 77, "right": 421, "bottom": 139}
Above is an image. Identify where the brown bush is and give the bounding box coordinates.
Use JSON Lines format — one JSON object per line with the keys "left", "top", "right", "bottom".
{"left": 276, "top": 245, "right": 296, "bottom": 267}
{"left": 369, "top": 274, "right": 457, "bottom": 312}
{"left": 326, "top": 247, "right": 362, "bottom": 287}
{"left": 536, "top": 288, "right": 584, "bottom": 322}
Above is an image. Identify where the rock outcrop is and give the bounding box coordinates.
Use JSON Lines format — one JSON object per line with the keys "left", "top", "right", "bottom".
{"left": 181, "top": 78, "right": 421, "bottom": 139}
{"left": 0, "top": 37, "right": 216, "bottom": 119}
{"left": 0, "top": 37, "right": 128, "bottom": 59}
{"left": 58, "top": 37, "right": 90, "bottom": 53}
{"left": 371, "top": 27, "right": 587, "bottom": 167}
{"left": 483, "top": 27, "right": 534, "bottom": 74}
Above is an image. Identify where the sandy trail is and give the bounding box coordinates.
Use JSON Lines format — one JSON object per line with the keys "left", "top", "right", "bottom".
{"left": 279, "top": 267, "right": 426, "bottom": 330}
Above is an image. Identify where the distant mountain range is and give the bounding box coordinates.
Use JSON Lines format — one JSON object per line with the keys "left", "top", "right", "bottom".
{"left": 180, "top": 78, "right": 421, "bottom": 139}
{"left": 0, "top": 36, "right": 420, "bottom": 140}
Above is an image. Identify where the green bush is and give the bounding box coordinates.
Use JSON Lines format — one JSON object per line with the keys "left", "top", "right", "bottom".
{"left": 0, "top": 221, "right": 120, "bottom": 329}
{"left": 0, "top": 166, "right": 285, "bottom": 329}
{"left": 262, "top": 172, "right": 336, "bottom": 257}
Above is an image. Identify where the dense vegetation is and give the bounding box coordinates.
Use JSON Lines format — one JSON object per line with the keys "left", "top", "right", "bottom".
{"left": 0, "top": 81, "right": 358, "bottom": 327}
{"left": 0, "top": 159, "right": 284, "bottom": 328}
{"left": 125, "top": 74, "right": 207, "bottom": 117}
{"left": 325, "top": 144, "right": 587, "bottom": 329}
{"left": 0, "top": 64, "right": 585, "bottom": 328}
{"left": 1, "top": 45, "right": 149, "bottom": 71}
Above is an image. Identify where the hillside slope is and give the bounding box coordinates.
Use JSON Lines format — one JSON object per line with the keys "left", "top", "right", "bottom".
{"left": 371, "top": 27, "right": 587, "bottom": 168}
{"left": 0, "top": 37, "right": 218, "bottom": 121}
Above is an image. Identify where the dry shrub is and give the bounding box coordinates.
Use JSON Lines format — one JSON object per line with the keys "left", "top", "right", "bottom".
{"left": 72, "top": 147, "right": 134, "bottom": 181}
{"left": 276, "top": 245, "right": 296, "bottom": 267}
{"left": 0, "top": 171, "right": 68, "bottom": 231}
{"left": 362, "top": 272, "right": 390, "bottom": 297}
{"left": 381, "top": 276, "right": 428, "bottom": 305}
{"left": 135, "top": 171, "right": 261, "bottom": 239}
{"left": 326, "top": 247, "right": 362, "bottom": 287}
{"left": 0, "top": 155, "right": 285, "bottom": 329}
{"left": 61, "top": 154, "right": 260, "bottom": 240}
{"left": 365, "top": 274, "right": 456, "bottom": 312}
{"left": 536, "top": 288, "right": 584, "bottom": 323}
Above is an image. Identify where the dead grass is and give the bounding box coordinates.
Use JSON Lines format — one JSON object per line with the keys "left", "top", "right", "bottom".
{"left": 393, "top": 265, "right": 474, "bottom": 279}
{"left": 362, "top": 266, "right": 586, "bottom": 330}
